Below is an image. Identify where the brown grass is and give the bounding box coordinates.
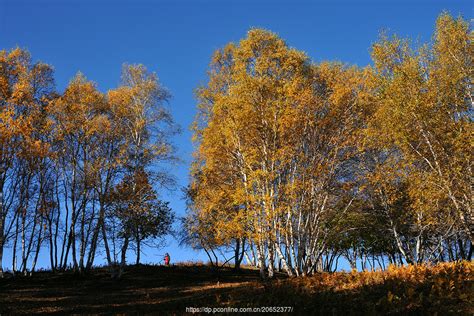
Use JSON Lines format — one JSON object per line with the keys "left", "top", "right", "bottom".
{"left": 0, "top": 261, "right": 472, "bottom": 315}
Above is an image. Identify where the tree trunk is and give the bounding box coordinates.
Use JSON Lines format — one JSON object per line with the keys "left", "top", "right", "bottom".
{"left": 12, "top": 214, "right": 19, "bottom": 275}
{"left": 48, "top": 216, "right": 55, "bottom": 272}
{"left": 0, "top": 216, "right": 4, "bottom": 278}
{"left": 86, "top": 202, "right": 109, "bottom": 270}
{"left": 102, "top": 223, "right": 112, "bottom": 265}
{"left": 136, "top": 236, "right": 141, "bottom": 265}
{"left": 249, "top": 241, "right": 257, "bottom": 267}
{"left": 256, "top": 242, "right": 266, "bottom": 279}
{"left": 31, "top": 220, "right": 44, "bottom": 275}
{"left": 274, "top": 243, "right": 294, "bottom": 277}
{"left": 71, "top": 228, "right": 78, "bottom": 272}
{"left": 119, "top": 235, "right": 129, "bottom": 278}
{"left": 268, "top": 244, "right": 275, "bottom": 278}
{"left": 234, "top": 238, "right": 242, "bottom": 270}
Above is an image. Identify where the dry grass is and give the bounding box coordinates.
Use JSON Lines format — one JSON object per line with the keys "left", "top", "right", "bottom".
{"left": 0, "top": 261, "right": 472, "bottom": 315}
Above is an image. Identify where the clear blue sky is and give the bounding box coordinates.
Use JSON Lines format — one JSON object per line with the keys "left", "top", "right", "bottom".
{"left": 0, "top": 0, "right": 470, "bottom": 269}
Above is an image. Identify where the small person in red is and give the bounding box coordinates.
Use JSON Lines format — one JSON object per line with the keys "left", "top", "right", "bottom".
{"left": 164, "top": 253, "right": 170, "bottom": 266}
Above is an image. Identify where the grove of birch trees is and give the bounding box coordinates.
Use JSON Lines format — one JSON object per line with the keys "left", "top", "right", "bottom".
{"left": 185, "top": 13, "right": 473, "bottom": 277}
{"left": 0, "top": 55, "right": 177, "bottom": 276}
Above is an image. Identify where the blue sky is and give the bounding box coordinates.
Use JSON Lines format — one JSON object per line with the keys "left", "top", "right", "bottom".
{"left": 0, "top": 0, "right": 471, "bottom": 269}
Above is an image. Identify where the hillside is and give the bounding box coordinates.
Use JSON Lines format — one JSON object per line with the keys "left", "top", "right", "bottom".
{"left": 0, "top": 261, "right": 472, "bottom": 315}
